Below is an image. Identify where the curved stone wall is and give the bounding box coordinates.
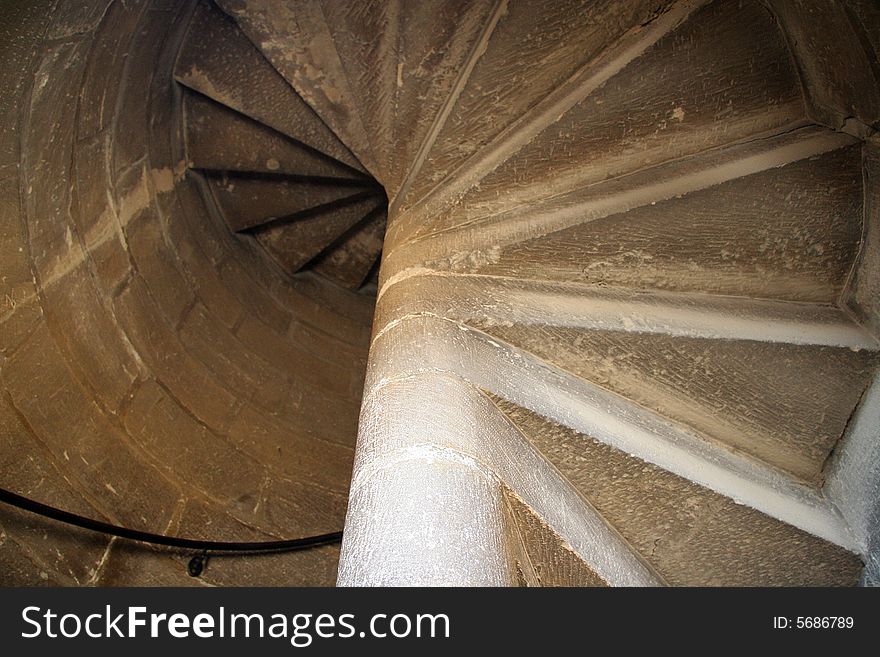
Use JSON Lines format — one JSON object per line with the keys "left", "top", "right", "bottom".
{"left": 0, "top": 0, "right": 373, "bottom": 585}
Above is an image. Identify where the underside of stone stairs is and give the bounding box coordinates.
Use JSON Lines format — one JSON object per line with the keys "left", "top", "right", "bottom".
{"left": 1, "top": 0, "right": 879, "bottom": 586}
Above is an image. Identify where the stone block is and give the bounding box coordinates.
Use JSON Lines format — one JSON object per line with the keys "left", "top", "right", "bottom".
{"left": 113, "top": 276, "right": 237, "bottom": 431}
{"left": 2, "top": 323, "right": 179, "bottom": 531}
{"left": 41, "top": 262, "right": 142, "bottom": 413}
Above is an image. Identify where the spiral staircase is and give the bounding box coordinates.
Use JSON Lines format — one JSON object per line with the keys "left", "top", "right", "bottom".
{"left": 1, "top": 0, "right": 879, "bottom": 586}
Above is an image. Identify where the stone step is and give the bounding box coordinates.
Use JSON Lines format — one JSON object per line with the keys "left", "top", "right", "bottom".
{"left": 253, "top": 193, "right": 385, "bottom": 275}
{"left": 400, "top": 0, "right": 807, "bottom": 241}
{"left": 319, "top": 0, "right": 500, "bottom": 200}
{"left": 490, "top": 396, "right": 862, "bottom": 586}
{"left": 296, "top": 0, "right": 404, "bottom": 192}
{"left": 174, "top": 0, "right": 366, "bottom": 173}
{"left": 384, "top": 126, "right": 859, "bottom": 282}
{"left": 502, "top": 486, "right": 608, "bottom": 587}
{"left": 364, "top": 258, "right": 381, "bottom": 289}
{"left": 311, "top": 207, "right": 387, "bottom": 290}
{"left": 374, "top": 273, "right": 879, "bottom": 351}
{"left": 215, "top": 0, "right": 380, "bottom": 178}
{"left": 366, "top": 293, "right": 866, "bottom": 549}
{"left": 217, "top": 0, "right": 499, "bottom": 199}
{"left": 396, "top": 0, "right": 675, "bottom": 218}
{"left": 476, "top": 321, "right": 879, "bottom": 485}
{"left": 463, "top": 143, "right": 864, "bottom": 304}
{"left": 205, "top": 172, "right": 375, "bottom": 233}
{"left": 376, "top": 274, "right": 880, "bottom": 485}
{"left": 183, "top": 89, "right": 367, "bottom": 179}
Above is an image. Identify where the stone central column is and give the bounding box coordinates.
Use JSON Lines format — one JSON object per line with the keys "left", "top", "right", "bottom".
{"left": 336, "top": 297, "right": 517, "bottom": 586}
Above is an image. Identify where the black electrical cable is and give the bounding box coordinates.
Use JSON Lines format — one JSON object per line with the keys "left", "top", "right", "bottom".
{"left": 0, "top": 486, "right": 342, "bottom": 554}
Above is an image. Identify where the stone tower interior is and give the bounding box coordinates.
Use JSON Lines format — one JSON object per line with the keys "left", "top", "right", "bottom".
{"left": 1, "top": 0, "right": 879, "bottom": 586}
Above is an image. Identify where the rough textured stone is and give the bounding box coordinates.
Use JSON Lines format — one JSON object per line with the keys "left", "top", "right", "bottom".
{"left": 125, "top": 202, "right": 194, "bottom": 324}
{"left": 216, "top": 256, "right": 291, "bottom": 333}
{"left": 1, "top": 0, "right": 379, "bottom": 587}
{"left": 178, "top": 302, "right": 291, "bottom": 413}
{"left": 3, "top": 0, "right": 878, "bottom": 589}
{"left": 225, "top": 403, "right": 353, "bottom": 493}
{"left": 112, "top": 6, "right": 174, "bottom": 175}
{"left": 184, "top": 90, "right": 365, "bottom": 179}
{"left": 0, "top": 0, "right": 51, "bottom": 170}
{"left": 0, "top": 397, "right": 112, "bottom": 585}
{"left": 0, "top": 174, "right": 38, "bottom": 327}
{"left": 287, "top": 315, "right": 371, "bottom": 360}
{"left": 475, "top": 145, "right": 864, "bottom": 304}
{"left": 826, "top": 375, "right": 880, "bottom": 587}
{"left": 311, "top": 208, "right": 386, "bottom": 289}
{"left": 252, "top": 193, "right": 384, "bottom": 275}
{"left": 41, "top": 263, "right": 143, "bottom": 414}
{"left": 491, "top": 396, "right": 862, "bottom": 586}
{"left": 207, "top": 173, "right": 375, "bottom": 232}
{"left": 2, "top": 323, "right": 180, "bottom": 531}
{"left": 71, "top": 134, "right": 133, "bottom": 292}
{"left": 45, "top": 0, "right": 113, "bottom": 39}
{"left": 503, "top": 488, "right": 607, "bottom": 587}
{"left": 215, "top": 0, "right": 378, "bottom": 177}
{"left": 114, "top": 276, "right": 238, "bottom": 432}
{"left": 845, "top": 141, "right": 880, "bottom": 336}
{"left": 415, "top": 0, "right": 807, "bottom": 237}
{"left": 477, "top": 322, "right": 880, "bottom": 484}
{"left": 23, "top": 39, "right": 90, "bottom": 284}
{"left": 313, "top": 0, "right": 497, "bottom": 198}
{"left": 234, "top": 314, "right": 359, "bottom": 400}
{"left": 158, "top": 187, "right": 246, "bottom": 329}
{"left": 768, "top": 0, "right": 880, "bottom": 133}
{"left": 175, "top": 0, "right": 365, "bottom": 172}
{"left": 402, "top": 0, "right": 673, "bottom": 211}
{"left": 123, "top": 380, "right": 266, "bottom": 507}
{"left": 76, "top": 0, "right": 146, "bottom": 139}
